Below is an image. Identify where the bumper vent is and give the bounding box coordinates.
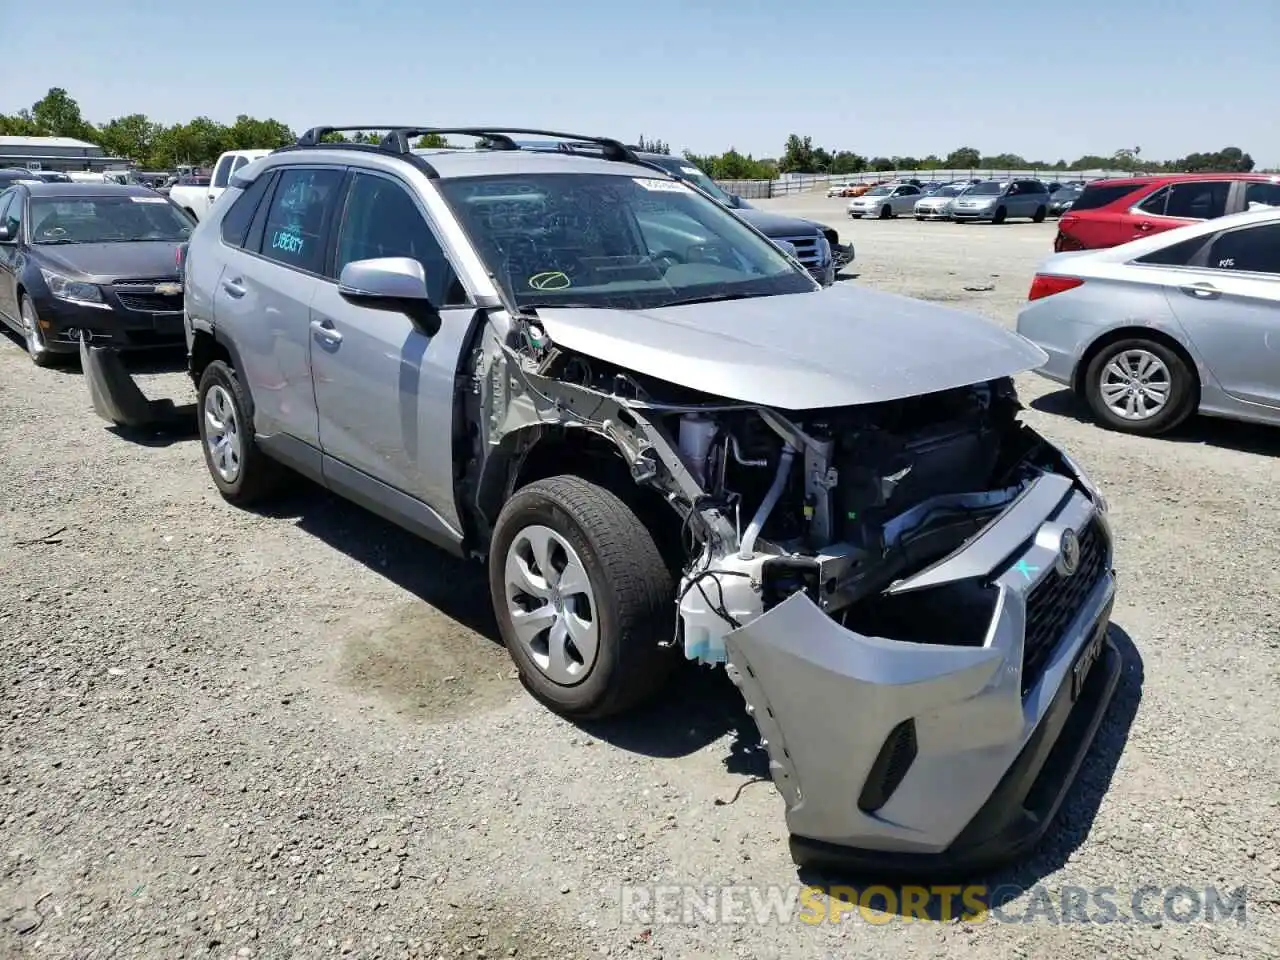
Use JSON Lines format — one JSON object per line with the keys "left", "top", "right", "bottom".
{"left": 1021, "top": 518, "right": 1108, "bottom": 696}
{"left": 857, "top": 719, "right": 918, "bottom": 813}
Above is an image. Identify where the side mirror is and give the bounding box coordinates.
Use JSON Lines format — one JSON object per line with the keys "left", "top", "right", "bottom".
{"left": 338, "top": 256, "right": 440, "bottom": 335}
{"left": 0, "top": 226, "right": 11, "bottom": 243}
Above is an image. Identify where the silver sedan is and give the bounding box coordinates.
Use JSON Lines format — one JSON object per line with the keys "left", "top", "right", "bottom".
{"left": 1016, "top": 206, "right": 1280, "bottom": 435}
{"left": 847, "top": 182, "right": 924, "bottom": 219}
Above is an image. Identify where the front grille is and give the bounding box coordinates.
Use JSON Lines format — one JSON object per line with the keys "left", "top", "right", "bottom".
{"left": 774, "top": 235, "right": 821, "bottom": 266}
{"left": 1020, "top": 517, "right": 1108, "bottom": 697}
{"left": 112, "top": 279, "right": 183, "bottom": 314}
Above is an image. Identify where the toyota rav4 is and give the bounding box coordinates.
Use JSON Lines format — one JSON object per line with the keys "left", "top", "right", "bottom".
{"left": 80, "top": 126, "right": 1121, "bottom": 876}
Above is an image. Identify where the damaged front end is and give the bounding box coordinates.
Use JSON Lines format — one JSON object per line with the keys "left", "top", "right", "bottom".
{"left": 471, "top": 321, "right": 1118, "bottom": 877}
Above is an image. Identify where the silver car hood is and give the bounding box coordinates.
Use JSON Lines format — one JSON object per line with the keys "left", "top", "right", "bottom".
{"left": 532, "top": 284, "right": 1048, "bottom": 409}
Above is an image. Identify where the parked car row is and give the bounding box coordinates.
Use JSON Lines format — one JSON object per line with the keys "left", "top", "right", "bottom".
{"left": 848, "top": 178, "right": 1064, "bottom": 224}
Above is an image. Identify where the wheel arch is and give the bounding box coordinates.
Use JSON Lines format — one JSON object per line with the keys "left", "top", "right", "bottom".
{"left": 1072, "top": 325, "right": 1202, "bottom": 409}
{"left": 474, "top": 425, "right": 684, "bottom": 570}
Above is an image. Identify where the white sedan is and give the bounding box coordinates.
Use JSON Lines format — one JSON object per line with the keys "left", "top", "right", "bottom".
{"left": 1016, "top": 206, "right": 1280, "bottom": 435}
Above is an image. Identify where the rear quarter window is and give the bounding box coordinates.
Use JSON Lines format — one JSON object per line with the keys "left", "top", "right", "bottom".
{"left": 220, "top": 173, "right": 275, "bottom": 248}
{"left": 1069, "top": 182, "right": 1146, "bottom": 211}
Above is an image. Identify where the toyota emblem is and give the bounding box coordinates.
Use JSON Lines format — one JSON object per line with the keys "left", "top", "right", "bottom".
{"left": 1056, "top": 528, "right": 1081, "bottom": 577}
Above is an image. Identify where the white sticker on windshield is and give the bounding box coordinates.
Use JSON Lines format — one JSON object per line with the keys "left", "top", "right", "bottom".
{"left": 679, "top": 166, "right": 700, "bottom": 176}
{"left": 130, "top": 195, "right": 168, "bottom": 203}
{"left": 633, "top": 178, "right": 691, "bottom": 193}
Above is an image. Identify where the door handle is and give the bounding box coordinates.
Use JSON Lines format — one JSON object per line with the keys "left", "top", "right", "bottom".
{"left": 1135, "top": 222, "right": 1153, "bottom": 232}
{"left": 310, "top": 319, "right": 343, "bottom": 344}
{"left": 1179, "top": 283, "right": 1221, "bottom": 300}
{"left": 221, "top": 278, "right": 245, "bottom": 298}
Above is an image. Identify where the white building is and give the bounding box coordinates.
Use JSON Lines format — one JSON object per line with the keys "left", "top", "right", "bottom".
{"left": 0, "top": 135, "right": 130, "bottom": 173}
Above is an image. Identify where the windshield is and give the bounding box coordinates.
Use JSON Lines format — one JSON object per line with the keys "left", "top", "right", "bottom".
{"left": 933, "top": 185, "right": 966, "bottom": 197}
{"left": 30, "top": 195, "right": 195, "bottom": 244}
{"left": 864, "top": 186, "right": 892, "bottom": 197}
{"left": 645, "top": 156, "right": 735, "bottom": 204}
{"left": 437, "top": 173, "right": 814, "bottom": 311}
{"left": 966, "top": 182, "right": 1005, "bottom": 196}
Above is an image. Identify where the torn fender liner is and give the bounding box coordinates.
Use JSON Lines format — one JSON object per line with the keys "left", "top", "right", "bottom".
{"left": 80, "top": 341, "right": 183, "bottom": 430}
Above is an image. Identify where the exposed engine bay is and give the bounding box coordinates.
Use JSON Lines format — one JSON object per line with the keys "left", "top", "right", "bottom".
{"left": 468, "top": 317, "right": 1077, "bottom": 665}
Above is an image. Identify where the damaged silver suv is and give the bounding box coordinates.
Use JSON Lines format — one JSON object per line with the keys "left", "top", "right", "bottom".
{"left": 82, "top": 127, "right": 1121, "bottom": 875}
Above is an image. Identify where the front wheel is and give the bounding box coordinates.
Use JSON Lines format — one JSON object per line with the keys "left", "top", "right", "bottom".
{"left": 19, "top": 296, "right": 59, "bottom": 368}
{"left": 1082, "top": 338, "right": 1196, "bottom": 435}
{"left": 490, "top": 476, "right": 675, "bottom": 718}
{"left": 879, "top": 205, "right": 892, "bottom": 219}
{"left": 992, "top": 206, "right": 1007, "bottom": 224}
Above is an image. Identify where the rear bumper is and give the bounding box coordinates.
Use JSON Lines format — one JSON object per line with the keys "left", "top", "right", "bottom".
{"left": 724, "top": 475, "right": 1118, "bottom": 879}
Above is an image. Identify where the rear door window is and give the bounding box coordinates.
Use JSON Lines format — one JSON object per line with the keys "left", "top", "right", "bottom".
{"left": 1133, "top": 233, "right": 1213, "bottom": 267}
{"left": 211, "top": 155, "right": 235, "bottom": 189}
{"left": 1162, "top": 181, "right": 1230, "bottom": 220}
{"left": 254, "top": 167, "right": 345, "bottom": 275}
{"left": 1070, "top": 182, "right": 1145, "bottom": 211}
{"left": 1244, "top": 181, "right": 1280, "bottom": 209}
{"left": 220, "top": 171, "right": 276, "bottom": 248}
{"left": 1204, "top": 222, "right": 1280, "bottom": 275}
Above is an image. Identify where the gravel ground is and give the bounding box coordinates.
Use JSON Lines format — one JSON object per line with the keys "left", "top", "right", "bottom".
{"left": 2, "top": 197, "right": 1278, "bottom": 959}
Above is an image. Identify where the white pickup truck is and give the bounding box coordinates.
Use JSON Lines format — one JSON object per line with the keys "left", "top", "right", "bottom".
{"left": 168, "top": 149, "right": 271, "bottom": 221}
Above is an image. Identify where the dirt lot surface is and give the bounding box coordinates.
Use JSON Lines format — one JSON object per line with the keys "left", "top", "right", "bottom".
{"left": 2, "top": 196, "right": 1278, "bottom": 959}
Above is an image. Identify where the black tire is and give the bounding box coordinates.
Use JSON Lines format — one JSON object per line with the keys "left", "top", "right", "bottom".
{"left": 1082, "top": 338, "right": 1196, "bottom": 436}
{"left": 1032, "top": 205, "right": 1047, "bottom": 223}
{"left": 915, "top": 215, "right": 925, "bottom": 221}
{"left": 992, "top": 206, "right": 1007, "bottom": 224}
{"left": 879, "top": 204, "right": 892, "bottom": 219}
{"left": 489, "top": 475, "right": 675, "bottom": 719}
{"left": 196, "top": 360, "right": 285, "bottom": 504}
{"left": 19, "top": 295, "right": 61, "bottom": 368}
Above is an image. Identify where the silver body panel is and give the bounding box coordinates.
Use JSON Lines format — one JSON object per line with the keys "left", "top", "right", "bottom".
{"left": 1017, "top": 207, "right": 1280, "bottom": 426}
{"left": 534, "top": 282, "right": 1048, "bottom": 409}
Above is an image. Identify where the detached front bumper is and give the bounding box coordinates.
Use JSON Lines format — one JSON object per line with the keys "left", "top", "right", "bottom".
{"left": 80, "top": 340, "right": 190, "bottom": 430}
{"left": 724, "top": 474, "right": 1119, "bottom": 879}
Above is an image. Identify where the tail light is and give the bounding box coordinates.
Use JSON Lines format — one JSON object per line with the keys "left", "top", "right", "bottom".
{"left": 1028, "top": 274, "right": 1084, "bottom": 301}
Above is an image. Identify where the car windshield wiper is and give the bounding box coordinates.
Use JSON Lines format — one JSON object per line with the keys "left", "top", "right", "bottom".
{"left": 662, "top": 292, "right": 764, "bottom": 307}
{"left": 34, "top": 238, "right": 80, "bottom": 244}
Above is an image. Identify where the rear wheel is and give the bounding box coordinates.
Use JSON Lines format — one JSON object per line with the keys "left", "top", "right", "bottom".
{"left": 1032, "top": 205, "right": 1047, "bottom": 223}
{"left": 196, "top": 360, "right": 285, "bottom": 504}
{"left": 490, "top": 476, "right": 675, "bottom": 718}
{"left": 1083, "top": 338, "right": 1196, "bottom": 435}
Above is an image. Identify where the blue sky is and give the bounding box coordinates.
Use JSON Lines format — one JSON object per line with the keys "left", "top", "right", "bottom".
{"left": 9, "top": 0, "right": 1278, "bottom": 166}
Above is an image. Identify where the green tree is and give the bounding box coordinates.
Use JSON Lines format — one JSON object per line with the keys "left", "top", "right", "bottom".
{"left": 944, "top": 146, "right": 981, "bottom": 169}
{"left": 870, "top": 156, "right": 895, "bottom": 172}
{"left": 226, "top": 115, "right": 293, "bottom": 150}
{"left": 31, "top": 87, "right": 91, "bottom": 139}
{"left": 415, "top": 133, "right": 451, "bottom": 148}
{"left": 636, "top": 134, "right": 669, "bottom": 154}
{"left": 95, "top": 114, "right": 159, "bottom": 161}
{"left": 829, "top": 151, "right": 866, "bottom": 174}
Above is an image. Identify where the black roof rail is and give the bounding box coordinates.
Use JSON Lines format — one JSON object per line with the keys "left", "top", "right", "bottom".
{"left": 281, "top": 125, "right": 657, "bottom": 179}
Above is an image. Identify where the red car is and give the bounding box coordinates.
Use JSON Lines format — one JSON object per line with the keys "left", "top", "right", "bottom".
{"left": 1053, "top": 173, "right": 1280, "bottom": 251}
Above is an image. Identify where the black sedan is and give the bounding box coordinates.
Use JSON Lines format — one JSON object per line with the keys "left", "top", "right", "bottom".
{"left": 0, "top": 182, "right": 194, "bottom": 366}
{"left": 1047, "top": 184, "right": 1083, "bottom": 217}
